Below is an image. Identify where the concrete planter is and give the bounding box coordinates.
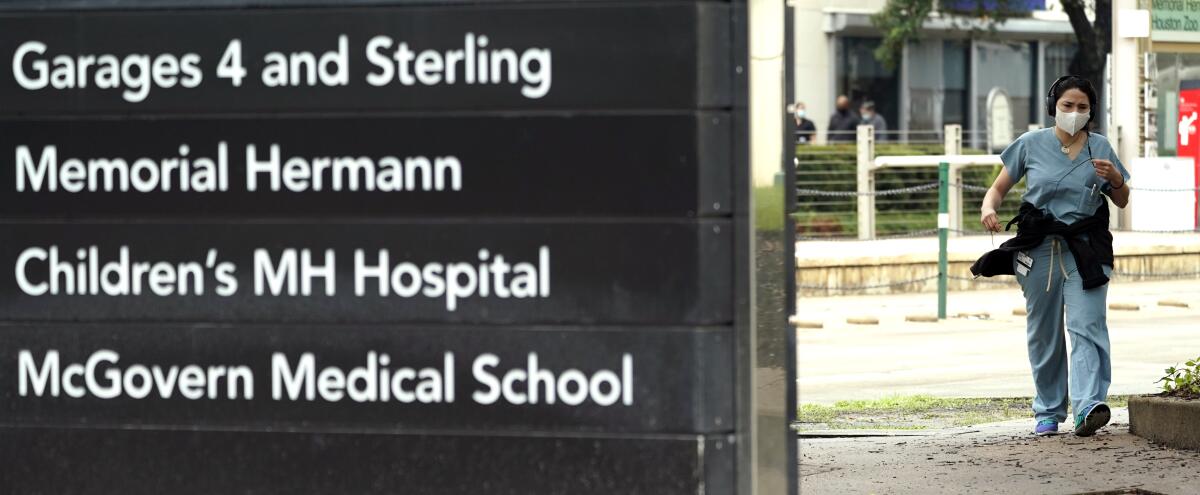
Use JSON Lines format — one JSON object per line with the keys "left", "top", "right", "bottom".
{"left": 1129, "top": 395, "right": 1200, "bottom": 451}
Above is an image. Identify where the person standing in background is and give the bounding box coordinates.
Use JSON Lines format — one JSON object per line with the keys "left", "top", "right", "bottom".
{"left": 794, "top": 101, "right": 816, "bottom": 144}
{"left": 827, "top": 95, "right": 858, "bottom": 142}
{"left": 860, "top": 101, "right": 888, "bottom": 142}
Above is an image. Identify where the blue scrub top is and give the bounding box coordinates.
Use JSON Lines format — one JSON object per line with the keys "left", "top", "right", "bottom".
{"left": 1001, "top": 128, "right": 1131, "bottom": 225}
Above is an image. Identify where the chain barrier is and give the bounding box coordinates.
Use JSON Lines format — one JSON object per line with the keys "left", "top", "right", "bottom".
{"left": 796, "top": 275, "right": 940, "bottom": 291}
{"left": 1130, "top": 186, "right": 1200, "bottom": 192}
{"left": 800, "top": 269, "right": 1200, "bottom": 292}
{"left": 1113, "top": 269, "right": 1200, "bottom": 279}
{"left": 796, "top": 181, "right": 1200, "bottom": 238}
{"left": 795, "top": 229, "right": 940, "bottom": 241}
{"left": 945, "top": 275, "right": 1016, "bottom": 285}
{"left": 796, "top": 228, "right": 1014, "bottom": 241}
{"left": 946, "top": 183, "right": 1200, "bottom": 194}
{"left": 795, "top": 182, "right": 939, "bottom": 197}
{"left": 796, "top": 227, "right": 1196, "bottom": 240}
{"left": 948, "top": 183, "right": 991, "bottom": 192}
{"left": 800, "top": 182, "right": 1199, "bottom": 197}
{"left": 1125, "top": 229, "right": 1200, "bottom": 234}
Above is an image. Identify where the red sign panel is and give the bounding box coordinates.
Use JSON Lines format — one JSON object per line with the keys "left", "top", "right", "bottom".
{"left": 1178, "top": 83, "right": 1200, "bottom": 226}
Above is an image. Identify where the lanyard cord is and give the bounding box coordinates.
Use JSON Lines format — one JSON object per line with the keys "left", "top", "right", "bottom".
{"left": 1041, "top": 134, "right": 1095, "bottom": 212}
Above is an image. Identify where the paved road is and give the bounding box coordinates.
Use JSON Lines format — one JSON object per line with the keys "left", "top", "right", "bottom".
{"left": 797, "top": 279, "right": 1200, "bottom": 404}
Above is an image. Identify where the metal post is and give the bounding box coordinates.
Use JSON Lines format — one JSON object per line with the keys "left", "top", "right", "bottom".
{"left": 938, "top": 161, "right": 949, "bottom": 319}
{"left": 745, "top": 0, "right": 796, "bottom": 493}
{"left": 944, "top": 125, "right": 963, "bottom": 237}
{"left": 856, "top": 124, "right": 875, "bottom": 240}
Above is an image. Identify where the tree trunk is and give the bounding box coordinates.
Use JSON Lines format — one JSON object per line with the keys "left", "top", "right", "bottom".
{"left": 1060, "top": 0, "right": 1113, "bottom": 90}
{"left": 1059, "top": 0, "right": 1112, "bottom": 130}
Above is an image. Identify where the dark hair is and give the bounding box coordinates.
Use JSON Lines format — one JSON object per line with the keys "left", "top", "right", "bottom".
{"left": 861, "top": 101, "right": 876, "bottom": 111}
{"left": 1046, "top": 75, "right": 1099, "bottom": 126}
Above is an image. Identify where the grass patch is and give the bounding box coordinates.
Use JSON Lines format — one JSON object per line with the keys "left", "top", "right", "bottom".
{"left": 796, "top": 394, "right": 1132, "bottom": 431}
{"left": 754, "top": 185, "right": 787, "bottom": 231}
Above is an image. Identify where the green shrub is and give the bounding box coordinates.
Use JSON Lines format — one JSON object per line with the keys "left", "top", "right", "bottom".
{"left": 1157, "top": 357, "right": 1200, "bottom": 398}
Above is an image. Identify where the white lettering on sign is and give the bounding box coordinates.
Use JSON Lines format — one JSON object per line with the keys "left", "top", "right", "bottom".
{"left": 14, "top": 246, "right": 238, "bottom": 297}
{"left": 10, "top": 33, "right": 553, "bottom": 101}
{"left": 352, "top": 247, "right": 551, "bottom": 311}
{"left": 15, "top": 349, "right": 638, "bottom": 408}
{"left": 271, "top": 351, "right": 455, "bottom": 404}
{"left": 245, "top": 144, "right": 461, "bottom": 193}
{"left": 471, "top": 352, "right": 633, "bottom": 406}
{"left": 365, "top": 33, "right": 552, "bottom": 99}
{"left": 13, "top": 245, "right": 551, "bottom": 311}
{"left": 18, "top": 349, "right": 253, "bottom": 400}
{"left": 11, "top": 40, "right": 203, "bottom": 103}
{"left": 17, "top": 143, "right": 229, "bottom": 193}
{"left": 14, "top": 143, "right": 462, "bottom": 194}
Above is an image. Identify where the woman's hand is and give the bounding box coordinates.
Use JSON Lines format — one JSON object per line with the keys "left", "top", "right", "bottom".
{"left": 1092, "top": 159, "right": 1124, "bottom": 187}
{"left": 981, "top": 207, "right": 1001, "bottom": 232}
{"left": 980, "top": 169, "right": 1014, "bottom": 233}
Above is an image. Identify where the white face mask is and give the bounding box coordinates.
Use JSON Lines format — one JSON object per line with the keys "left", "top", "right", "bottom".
{"left": 1055, "top": 111, "right": 1090, "bottom": 136}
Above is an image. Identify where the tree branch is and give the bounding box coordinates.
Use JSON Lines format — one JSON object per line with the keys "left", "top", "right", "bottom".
{"left": 870, "top": 0, "right": 936, "bottom": 71}
{"left": 1060, "top": 0, "right": 1098, "bottom": 54}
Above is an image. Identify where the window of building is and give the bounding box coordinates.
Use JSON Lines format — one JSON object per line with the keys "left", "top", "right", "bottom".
{"left": 943, "top": 40, "right": 970, "bottom": 128}
{"left": 903, "top": 40, "right": 968, "bottom": 136}
{"left": 1042, "top": 42, "right": 1077, "bottom": 128}
{"left": 836, "top": 37, "right": 900, "bottom": 138}
{"left": 1154, "top": 52, "right": 1200, "bottom": 156}
{"left": 973, "top": 41, "right": 1036, "bottom": 149}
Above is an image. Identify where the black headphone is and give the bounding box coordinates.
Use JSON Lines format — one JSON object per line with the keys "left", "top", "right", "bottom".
{"left": 1045, "top": 75, "right": 1096, "bottom": 125}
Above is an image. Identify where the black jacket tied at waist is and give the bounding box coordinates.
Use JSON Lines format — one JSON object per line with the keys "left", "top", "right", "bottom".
{"left": 969, "top": 201, "right": 1114, "bottom": 290}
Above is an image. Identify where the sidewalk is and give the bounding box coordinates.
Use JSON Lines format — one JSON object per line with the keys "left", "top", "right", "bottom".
{"left": 797, "top": 279, "right": 1200, "bottom": 404}
{"left": 800, "top": 408, "right": 1200, "bottom": 494}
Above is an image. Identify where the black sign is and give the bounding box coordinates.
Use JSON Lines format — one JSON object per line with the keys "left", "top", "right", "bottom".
{"left": 0, "top": 114, "right": 731, "bottom": 218}
{"left": 1, "top": 323, "right": 732, "bottom": 433}
{"left": 0, "top": 1, "right": 750, "bottom": 492}
{"left": 0, "top": 221, "right": 731, "bottom": 323}
{"left": 0, "top": 4, "right": 731, "bottom": 115}
{"left": 0, "top": 428, "right": 734, "bottom": 495}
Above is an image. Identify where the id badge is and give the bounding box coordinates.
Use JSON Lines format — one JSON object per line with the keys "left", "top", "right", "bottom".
{"left": 1016, "top": 251, "right": 1033, "bottom": 268}
{"left": 1015, "top": 251, "right": 1033, "bottom": 277}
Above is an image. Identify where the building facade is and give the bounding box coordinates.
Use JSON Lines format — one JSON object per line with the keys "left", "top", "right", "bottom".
{"left": 793, "top": 0, "right": 1083, "bottom": 147}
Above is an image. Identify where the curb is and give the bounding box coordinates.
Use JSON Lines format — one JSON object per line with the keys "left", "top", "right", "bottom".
{"left": 795, "top": 429, "right": 935, "bottom": 438}
{"left": 789, "top": 316, "right": 824, "bottom": 329}
{"left": 1129, "top": 395, "right": 1200, "bottom": 452}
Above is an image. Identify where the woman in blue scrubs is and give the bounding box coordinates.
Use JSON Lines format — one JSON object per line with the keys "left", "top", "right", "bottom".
{"left": 977, "top": 76, "right": 1131, "bottom": 437}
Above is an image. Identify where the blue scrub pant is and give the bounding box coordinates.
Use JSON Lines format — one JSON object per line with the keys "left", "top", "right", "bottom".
{"left": 1014, "top": 236, "right": 1112, "bottom": 424}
